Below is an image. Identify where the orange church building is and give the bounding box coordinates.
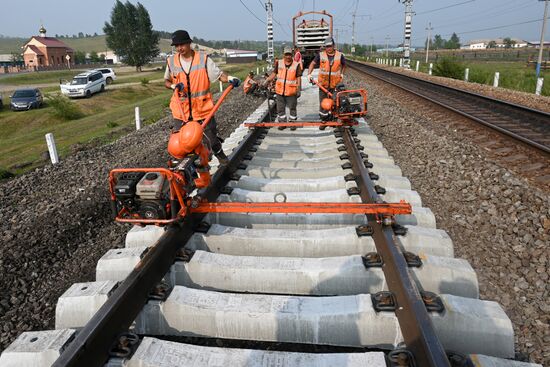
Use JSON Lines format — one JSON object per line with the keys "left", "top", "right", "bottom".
{"left": 22, "top": 26, "right": 74, "bottom": 68}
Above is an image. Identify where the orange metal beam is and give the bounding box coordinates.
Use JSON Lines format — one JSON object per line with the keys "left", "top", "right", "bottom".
{"left": 190, "top": 201, "right": 412, "bottom": 215}
{"left": 244, "top": 121, "right": 358, "bottom": 128}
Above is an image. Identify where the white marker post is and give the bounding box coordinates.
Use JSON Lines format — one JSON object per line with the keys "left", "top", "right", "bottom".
{"left": 493, "top": 72, "right": 500, "bottom": 88}
{"left": 256, "top": 67, "right": 259, "bottom": 74}
{"left": 536, "top": 77, "right": 544, "bottom": 95}
{"left": 135, "top": 106, "right": 141, "bottom": 130}
{"left": 429, "top": 63, "right": 433, "bottom": 75}
{"left": 219, "top": 80, "right": 223, "bottom": 92}
{"left": 416, "top": 60, "right": 420, "bottom": 72}
{"left": 399, "top": 58, "right": 403, "bottom": 67}
{"left": 464, "top": 68, "right": 469, "bottom": 82}
{"left": 45, "top": 133, "right": 59, "bottom": 165}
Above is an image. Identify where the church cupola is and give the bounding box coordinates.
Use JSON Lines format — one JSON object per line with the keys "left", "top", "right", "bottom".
{"left": 39, "top": 25, "right": 47, "bottom": 37}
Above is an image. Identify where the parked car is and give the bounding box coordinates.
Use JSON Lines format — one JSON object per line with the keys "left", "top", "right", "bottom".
{"left": 0, "top": 94, "right": 3, "bottom": 110}
{"left": 60, "top": 70, "right": 106, "bottom": 98}
{"left": 10, "top": 88, "right": 43, "bottom": 111}
{"left": 94, "top": 68, "right": 116, "bottom": 84}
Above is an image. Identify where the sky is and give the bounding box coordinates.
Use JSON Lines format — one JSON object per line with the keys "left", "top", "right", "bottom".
{"left": 0, "top": 0, "right": 548, "bottom": 47}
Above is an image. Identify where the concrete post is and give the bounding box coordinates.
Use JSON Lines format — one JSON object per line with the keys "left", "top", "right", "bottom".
{"left": 219, "top": 81, "right": 223, "bottom": 92}
{"left": 399, "top": 58, "right": 403, "bottom": 67}
{"left": 257, "top": 67, "right": 259, "bottom": 75}
{"left": 416, "top": 60, "right": 420, "bottom": 72}
{"left": 429, "top": 63, "right": 433, "bottom": 75}
{"left": 135, "top": 107, "right": 141, "bottom": 130}
{"left": 45, "top": 133, "right": 59, "bottom": 164}
{"left": 493, "top": 72, "right": 500, "bottom": 88}
{"left": 536, "top": 77, "right": 544, "bottom": 95}
{"left": 464, "top": 68, "right": 469, "bottom": 82}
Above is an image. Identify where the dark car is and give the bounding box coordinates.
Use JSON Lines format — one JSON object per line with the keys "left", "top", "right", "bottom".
{"left": 10, "top": 88, "right": 43, "bottom": 111}
{"left": 0, "top": 94, "right": 3, "bottom": 110}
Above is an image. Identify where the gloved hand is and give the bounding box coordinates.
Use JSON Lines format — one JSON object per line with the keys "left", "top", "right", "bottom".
{"left": 228, "top": 77, "right": 241, "bottom": 88}
{"left": 309, "top": 76, "right": 315, "bottom": 85}
{"left": 172, "top": 82, "right": 185, "bottom": 91}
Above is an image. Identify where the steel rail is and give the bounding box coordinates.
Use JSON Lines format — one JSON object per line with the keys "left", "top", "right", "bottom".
{"left": 52, "top": 123, "right": 268, "bottom": 367}
{"left": 348, "top": 60, "right": 550, "bottom": 154}
{"left": 341, "top": 127, "right": 451, "bottom": 367}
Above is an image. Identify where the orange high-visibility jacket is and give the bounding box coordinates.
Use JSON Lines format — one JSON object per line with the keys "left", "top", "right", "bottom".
{"left": 318, "top": 50, "right": 342, "bottom": 89}
{"left": 167, "top": 51, "right": 214, "bottom": 121}
{"left": 275, "top": 60, "right": 300, "bottom": 97}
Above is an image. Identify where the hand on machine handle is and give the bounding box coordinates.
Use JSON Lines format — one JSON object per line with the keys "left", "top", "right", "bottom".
{"left": 309, "top": 76, "right": 315, "bottom": 85}
{"left": 228, "top": 76, "right": 241, "bottom": 88}
{"left": 172, "top": 82, "right": 185, "bottom": 92}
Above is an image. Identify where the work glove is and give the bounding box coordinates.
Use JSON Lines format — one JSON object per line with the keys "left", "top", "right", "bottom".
{"left": 228, "top": 77, "right": 241, "bottom": 88}
{"left": 309, "top": 76, "right": 315, "bottom": 85}
{"left": 172, "top": 82, "right": 185, "bottom": 91}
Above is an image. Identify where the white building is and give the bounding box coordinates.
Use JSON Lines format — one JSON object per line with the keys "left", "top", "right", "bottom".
{"left": 462, "top": 38, "right": 528, "bottom": 50}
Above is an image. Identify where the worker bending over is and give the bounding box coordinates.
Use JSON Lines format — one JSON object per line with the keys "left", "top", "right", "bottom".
{"left": 308, "top": 37, "right": 346, "bottom": 121}
{"left": 265, "top": 47, "right": 303, "bottom": 128}
{"left": 164, "top": 30, "right": 240, "bottom": 164}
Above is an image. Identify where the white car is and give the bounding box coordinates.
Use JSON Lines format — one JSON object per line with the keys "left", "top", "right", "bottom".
{"left": 60, "top": 70, "right": 106, "bottom": 98}
{"left": 94, "top": 68, "right": 116, "bottom": 84}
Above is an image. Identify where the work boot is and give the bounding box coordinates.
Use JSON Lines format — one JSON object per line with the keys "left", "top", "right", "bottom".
{"left": 216, "top": 151, "right": 229, "bottom": 165}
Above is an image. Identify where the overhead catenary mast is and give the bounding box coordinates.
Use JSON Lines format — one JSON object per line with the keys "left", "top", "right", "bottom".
{"left": 399, "top": 0, "right": 414, "bottom": 69}
{"left": 266, "top": 0, "right": 274, "bottom": 65}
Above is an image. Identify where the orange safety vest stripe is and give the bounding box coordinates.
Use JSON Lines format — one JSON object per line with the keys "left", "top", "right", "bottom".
{"left": 275, "top": 61, "right": 299, "bottom": 96}
{"left": 318, "top": 50, "right": 342, "bottom": 89}
{"left": 168, "top": 51, "right": 214, "bottom": 121}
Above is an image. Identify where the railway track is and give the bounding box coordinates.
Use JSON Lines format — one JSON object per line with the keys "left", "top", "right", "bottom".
{"left": 347, "top": 60, "right": 550, "bottom": 155}
{"left": 0, "top": 73, "right": 542, "bottom": 367}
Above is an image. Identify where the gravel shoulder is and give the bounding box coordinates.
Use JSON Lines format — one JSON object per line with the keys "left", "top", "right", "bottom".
{"left": 362, "top": 62, "right": 550, "bottom": 113}
{"left": 0, "top": 90, "right": 265, "bottom": 351}
{"left": 347, "top": 69, "right": 549, "bottom": 365}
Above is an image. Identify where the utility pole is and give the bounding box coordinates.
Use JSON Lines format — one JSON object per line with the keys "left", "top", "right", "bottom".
{"left": 370, "top": 36, "right": 374, "bottom": 56}
{"left": 351, "top": 0, "right": 359, "bottom": 48}
{"left": 385, "top": 35, "right": 390, "bottom": 59}
{"left": 399, "top": 0, "right": 414, "bottom": 69}
{"left": 266, "top": 0, "right": 274, "bottom": 66}
{"left": 425, "top": 22, "right": 433, "bottom": 64}
{"left": 536, "top": 0, "right": 549, "bottom": 78}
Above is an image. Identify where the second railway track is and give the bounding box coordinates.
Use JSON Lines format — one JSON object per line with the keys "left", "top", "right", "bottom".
{"left": 347, "top": 60, "right": 550, "bottom": 155}
{"left": 0, "top": 72, "right": 543, "bottom": 367}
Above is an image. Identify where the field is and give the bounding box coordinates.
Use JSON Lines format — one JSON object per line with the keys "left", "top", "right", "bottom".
{"left": 0, "top": 35, "right": 174, "bottom": 54}
{"left": 0, "top": 61, "right": 265, "bottom": 176}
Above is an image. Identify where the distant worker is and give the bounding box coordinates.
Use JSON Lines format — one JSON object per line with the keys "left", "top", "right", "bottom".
{"left": 243, "top": 71, "right": 258, "bottom": 95}
{"left": 164, "top": 29, "right": 240, "bottom": 164}
{"left": 264, "top": 46, "right": 303, "bottom": 128}
{"left": 308, "top": 36, "right": 346, "bottom": 121}
{"left": 294, "top": 46, "right": 303, "bottom": 69}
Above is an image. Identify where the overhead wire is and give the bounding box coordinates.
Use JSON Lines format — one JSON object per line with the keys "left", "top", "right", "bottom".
{"left": 238, "top": 0, "right": 265, "bottom": 24}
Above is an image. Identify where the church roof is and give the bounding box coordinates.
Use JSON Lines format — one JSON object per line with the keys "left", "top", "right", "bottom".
{"left": 28, "top": 36, "right": 73, "bottom": 50}
{"left": 25, "top": 45, "right": 45, "bottom": 56}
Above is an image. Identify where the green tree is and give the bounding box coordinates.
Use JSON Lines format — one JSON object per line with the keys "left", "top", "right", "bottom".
{"left": 487, "top": 40, "right": 497, "bottom": 49}
{"left": 433, "top": 34, "right": 445, "bottom": 50}
{"left": 89, "top": 51, "right": 100, "bottom": 62}
{"left": 503, "top": 37, "right": 515, "bottom": 49}
{"left": 444, "top": 33, "right": 460, "bottom": 49}
{"left": 78, "top": 32, "right": 84, "bottom": 38}
{"left": 74, "top": 51, "right": 86, "bottom": 64}
{"left": 104, "top": 1, "right": 159, "bottom": 71}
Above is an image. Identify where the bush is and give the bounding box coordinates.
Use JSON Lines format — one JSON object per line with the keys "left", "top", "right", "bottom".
{"left": 140, "top": 78, "right": 149, "bottom": 86}
{"left": 46, "top": 95, "right": 84, "bottom": 120}
{"left": 469, "top": 68, "right": 492, "bottom": 85}
{"left": 106, "top": 121, "right": 118, "bottom": 128}
{"left": 433, "top": 58, "right": 465, "bottom": 80}
{"left": 0, "top": 168, "right": 15, "bottom": 179}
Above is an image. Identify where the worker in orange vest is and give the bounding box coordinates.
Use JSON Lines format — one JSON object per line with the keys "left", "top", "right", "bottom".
{"left": 264, "top": 47, "right": 303, "bottom": 129}
{"left": 308, "top": 36, "right": 346, "bottom": 121}
{"left": 164, "top": 30, "right": 240, "bottom": 164}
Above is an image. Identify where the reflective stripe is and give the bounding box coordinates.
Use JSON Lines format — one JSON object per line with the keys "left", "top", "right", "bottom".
{"left": 285, "top": 80, "right": 298, "bottom": 85}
